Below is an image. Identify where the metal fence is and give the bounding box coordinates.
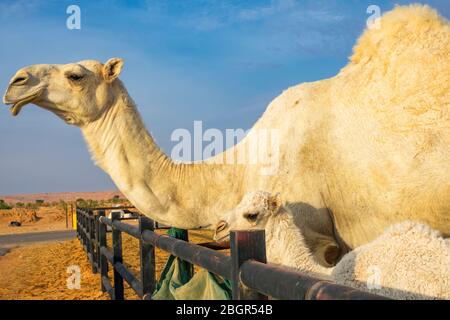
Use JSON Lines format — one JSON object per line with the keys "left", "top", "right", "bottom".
{"left": 76, "top": 206, "right": 386, "bottom": 300}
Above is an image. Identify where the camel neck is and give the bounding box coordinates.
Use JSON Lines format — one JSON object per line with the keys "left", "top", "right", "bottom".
{"left": 80, "top": 84, "right": 178, "bottom": 222}
{"left": 81, "top": 84, "right": 166, "bottom": 173}
{"left": 80, "top": 83, "right": 244, "bottom": 228}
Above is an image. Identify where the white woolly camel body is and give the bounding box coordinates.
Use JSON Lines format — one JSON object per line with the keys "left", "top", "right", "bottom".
{"left": 3, "top": 5, "right": 450, "bottom": 257}
{"left": 332, "top": 221, "right": 450, "bottom": 300}
{"left": 216, "top": 191, "right": 450, "bottom": 299}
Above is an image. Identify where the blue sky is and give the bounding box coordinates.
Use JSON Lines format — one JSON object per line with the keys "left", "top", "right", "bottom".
{"left": 0, "top": 0, "right": 448, "bottom": 195}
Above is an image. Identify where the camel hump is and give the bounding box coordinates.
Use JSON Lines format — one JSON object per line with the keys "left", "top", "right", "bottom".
{"left": 351, "top": 4, "right": 449, "bottom": 64}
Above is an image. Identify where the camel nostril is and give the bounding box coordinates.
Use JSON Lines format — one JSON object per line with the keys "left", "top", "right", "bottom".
{"left": 216, "top": 221, "right": 227, "bottom": 232}
{"left": 11, "top": 75, "right": 29, "bottom": 86}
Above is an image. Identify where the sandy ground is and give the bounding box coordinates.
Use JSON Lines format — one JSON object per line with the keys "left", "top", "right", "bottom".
{"left": 0, "top": 201, "right": 219, "bottom": 300}
{"left": 0, "top": 207, "right": 68, "bottom": 235}
{"left": 0, "top": 240, "right": 108, "bottom": 300}
{"left": 0, "top": 229, "right": 215, "bottom": 300}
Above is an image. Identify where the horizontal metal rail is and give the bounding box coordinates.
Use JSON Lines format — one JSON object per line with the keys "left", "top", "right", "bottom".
{"left": 141, "top": 230, "right": 232, "bottom": 279}
{"left": 115, "top": 261, "right": 143, "bottom": 296}
{"left": 102, "top": 275, "right": 114, "bottom": 299}
{"left": 239, "top": 260, "right": 388, "bottom": 300}
{"left": 112, "top": 220, "right": 140, "bottom": 238}
{"left": 100, "top": 246, "right": 113, "bottom": 264}
{"left": 99, "top": 216, "right": 112, "bottom": 226}
{"left": 99, "top": 215, "right": 231, "bottom": 279}
{"left": 197, "top": 241, "right": 230, "bottom": 250}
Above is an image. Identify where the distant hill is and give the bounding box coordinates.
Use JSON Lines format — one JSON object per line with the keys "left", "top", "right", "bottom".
{"left": 0, "top": 190, "right": 125, "bottom": 204}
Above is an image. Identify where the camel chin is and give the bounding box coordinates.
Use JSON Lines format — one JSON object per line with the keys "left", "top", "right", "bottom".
{"left": 9, "top": 100, "right": 29, "bottom": 116}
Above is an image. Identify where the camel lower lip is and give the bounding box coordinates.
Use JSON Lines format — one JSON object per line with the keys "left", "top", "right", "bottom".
{"left": 214, "top": 234, "right": 230, "bottom": 243}
{"left": 9, "top": 94, "right": 39, "bottom": 116}
{"left": 10, "top": 104, "right": 23, "bottom": 116}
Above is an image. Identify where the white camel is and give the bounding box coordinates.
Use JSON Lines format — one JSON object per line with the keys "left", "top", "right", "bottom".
{"left": 214, "top": 191, "right": 333, "bottom": 275}
{"left": 214, "top": 191, "right": 450, "bottom": 300}
{"left": 3, "top": 5, "right": 449, "bottom": 264}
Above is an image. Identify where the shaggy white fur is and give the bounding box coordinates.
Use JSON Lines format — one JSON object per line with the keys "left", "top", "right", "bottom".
{"left": 333, "top": 221, "right": 450, "bottom": 300}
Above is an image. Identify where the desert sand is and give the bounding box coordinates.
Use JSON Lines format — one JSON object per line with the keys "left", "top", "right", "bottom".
{"left": 0, "top": 191, "right": 216, "bottom": 300}
{"left": 0, "top": 227, "right": 214, "bottom": 299}
{"left": 0, "top": 207, "right": 68, "bottom": 235}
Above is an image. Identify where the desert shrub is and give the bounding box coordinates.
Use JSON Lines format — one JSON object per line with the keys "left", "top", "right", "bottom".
{"left": 88, "top": 200, "right": 99, "bottom": 208}
{"left": 76, "top": 198, "right": 87, "bottom": 208}
{"left": 110, "top": 195, "right": 129, "bottom": 205}
{"left": 76, "top": 198, "right": 99, "bottom": 209}
{"left": 15, "top": 202, "right": 24, "bottom": 208}
{"left": 0, "top": 199, "right": 12, "bottom": 210}
{"left": 25, "top": 203, "right": 38, "bottom": 209}
{"left": 59, "top": 200, "right": 67, "bottom": 210}
{"left": 11, "top": 208, "right": 39, "bottom": 223}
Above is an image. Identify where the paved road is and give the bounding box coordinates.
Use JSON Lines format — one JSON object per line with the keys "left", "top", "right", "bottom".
{"left": 0, "top": 230, "right": 76, "bottom": 247}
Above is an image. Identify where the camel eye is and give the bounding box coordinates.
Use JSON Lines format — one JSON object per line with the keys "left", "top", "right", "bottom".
{"left": 244, "top": 213, "right": 259, "bottom": 222}
{"left": 67, "top": 74, "right": 83, "bottom": 81}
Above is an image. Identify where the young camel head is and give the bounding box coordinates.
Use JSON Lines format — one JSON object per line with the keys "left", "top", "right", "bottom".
{"left": 3, "top": 58, "right": 124, "bottom": 126}
{"left": 213, "top": 191, "right": 283, "bottom": 243}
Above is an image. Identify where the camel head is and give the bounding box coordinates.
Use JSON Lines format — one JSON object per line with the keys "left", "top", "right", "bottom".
{"left": 3, "top": 58, "right": 124, "bottom": 126}
{"left": 213, "top": 191, "right": 283, "bottom": 243}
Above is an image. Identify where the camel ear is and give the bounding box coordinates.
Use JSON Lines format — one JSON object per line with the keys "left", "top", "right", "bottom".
{"left": 103, "top": 58, "right": 124, "bottom": 83}
{"left": 268, "top": 193, "right": 282, "bottom": 213}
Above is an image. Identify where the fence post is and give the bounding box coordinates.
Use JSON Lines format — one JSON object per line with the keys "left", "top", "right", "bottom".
{"left": 78, "top": 208, "right": 81, "bottom": 241}
{"left": 83, "top": 211, "right": 87, "bottom": 251}
{"left": 75, "top": 208, "right": 79, "bottom": 240}
{"left": 112, "top": 211, "right": 125, "bottom": 300}
{"left": 77, "top": 209, "right": 81, "bottom": 242}
{"left": 81, "top": 210, "right": 86, "bottom": 249}
{"left": 86, "top": 210, "right": 95, "bottom": 272}
{"left": 98, "top": 210, "right": 108, "bottom": 293}
{"left": 139, "top": 216, "right": 156, "bottom": 299}
{"left": 230, "top": 230, "right": 268, "bottom": 300}
{"left": 65, "top": 203, "right": 68, "bottom": 229}
{"left": 90, "top": 211, "right": 98, "bottom": 273}
{"left": 85, "top": 211, "right": 90, "bottom": 255}
{"left": 84, "top": 211, "right": 88, "bottom": 251}
{"left": 72, "top": 203, "right": 77, "bottom": 231}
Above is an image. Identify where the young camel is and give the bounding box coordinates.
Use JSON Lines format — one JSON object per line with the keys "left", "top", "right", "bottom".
{"left": 214, "top": 191, "right": 450, "bottom": 300}
{"left": 214, "top": 191, "right": 332, "bottom": 278}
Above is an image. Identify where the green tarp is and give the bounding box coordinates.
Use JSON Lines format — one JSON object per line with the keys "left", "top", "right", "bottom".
{"left": 151, "top": 228, "right": 232, "bottom": 300}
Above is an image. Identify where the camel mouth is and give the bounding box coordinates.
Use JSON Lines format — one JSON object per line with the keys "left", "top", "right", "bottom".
{"left": 213, "top": 233, "right": 230, "bottom": 243}
{"left": 5, "top": 92, "right": 40, "bottom": 117}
